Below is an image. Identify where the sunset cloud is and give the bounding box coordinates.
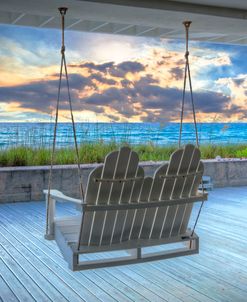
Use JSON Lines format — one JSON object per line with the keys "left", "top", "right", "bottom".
{"left": 0, "top": 24, "right": 246, "bottom": 122}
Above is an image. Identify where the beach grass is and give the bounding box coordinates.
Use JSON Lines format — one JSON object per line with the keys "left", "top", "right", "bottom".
{"left": 0, "top": 143, "right": 246, "bottom": 167}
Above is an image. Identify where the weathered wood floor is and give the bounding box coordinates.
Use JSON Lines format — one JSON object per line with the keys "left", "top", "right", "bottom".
{"left": 0, "top": 187, "right": 246, "bottom": 302}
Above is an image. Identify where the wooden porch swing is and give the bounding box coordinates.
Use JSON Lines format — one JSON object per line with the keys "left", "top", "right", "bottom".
{"left": 44, "top": 8, "right": 207, "bottom": 271}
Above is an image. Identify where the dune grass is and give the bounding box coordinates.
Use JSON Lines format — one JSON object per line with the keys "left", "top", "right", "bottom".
{"left": 0, "top": 142, "right": 246, "bottom": 167}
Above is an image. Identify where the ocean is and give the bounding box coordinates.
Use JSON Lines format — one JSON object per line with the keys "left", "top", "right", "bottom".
{"left": 0, "top": 122, "right": 246, "bottom": 149}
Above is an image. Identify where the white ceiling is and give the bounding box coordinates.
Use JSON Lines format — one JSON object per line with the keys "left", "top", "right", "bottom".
{"left": 1, "top": 0, "right": 247, "bottom": 44}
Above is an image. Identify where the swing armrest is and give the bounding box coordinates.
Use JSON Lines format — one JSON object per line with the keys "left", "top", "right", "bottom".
{"left": 44, "top": 189, "right": 83, "bottom": 240}
{"left": 43, "top": 189, "right": 83, "bottom": 204}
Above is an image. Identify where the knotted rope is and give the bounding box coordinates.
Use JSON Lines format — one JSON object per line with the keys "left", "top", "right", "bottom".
{"left": 45, "top": 7, "right": 84, "bottom": 237}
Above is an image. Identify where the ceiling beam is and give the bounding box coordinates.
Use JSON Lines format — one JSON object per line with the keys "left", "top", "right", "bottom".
{"left": 226, "top": 36, "right": 246, "bottom": 43}
{"left": 66, "top": 19, "right": 83, "bottom": 29}
{"left": 206, "top": 34, "right": 227, "bottom": 41}
{"left": 90, "top": 21, "right": 109, "bottom": 32}
{"left": 39, "top": 16, "right": 55, "bottom": 27}
{"left": 11, "top": 13, "right": 25, "bottom": 24}
{"left": 159, "top": 28, "right": 181, "bottom": 38}
{"left": 136, "top": 26, "right": 157, "bottom": 36}
{"left": 113, "top": 24, "right": 134, "bottom": 34}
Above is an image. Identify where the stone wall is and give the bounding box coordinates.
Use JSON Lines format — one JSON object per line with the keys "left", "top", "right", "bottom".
{"left": 0, "top": 159, "right": 247, "bottom": 203}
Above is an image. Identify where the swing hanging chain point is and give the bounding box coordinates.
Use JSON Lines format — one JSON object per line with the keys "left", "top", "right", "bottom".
{"left": 179, "top": 21, "right": 192, "bottom": 148}
{"left": 59, "top": 7, "right": 67, "bottom": 55}
{"left": 183, "top": 21, "right": 191, "bottom": 60}
{"left": 58, "top": 7, "right": 68, "bottom": 15}
{"left": 183, "top": 20, "right": 192, "bottom": 28}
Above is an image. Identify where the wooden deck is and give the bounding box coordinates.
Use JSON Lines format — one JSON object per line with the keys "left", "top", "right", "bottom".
{"left": 0, "top": 187, "right": 246, "bottom": 302}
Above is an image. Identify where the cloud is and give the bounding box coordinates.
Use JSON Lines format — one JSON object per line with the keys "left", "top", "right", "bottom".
{"left": 109, "top": 61, "right": 145, "bottom": 77}
{"left": 121, "top": 79, "right": 133, "bottom": 88}
{"left": 70, "top": 60, "right": 146, "bottom": 78}
{"left": 2, "top": 23, "right": 247, "bottom": 122}
{"left": 84, "top": 87, "right": 126, "bottom": 105}
{"left": 135, "top": 74, "right": 158, "bottom": 86}
{"left": 78, "top": 68, "right": 233, "bottom": 122}
{"left": 0, "top": 48, "right": 245, "bottom": 122}
{"left": 233, "top": 77, "right": 245, "bottom": 87}
{"left": 215, "top": 76, "right": 247, "bottom": 111}
{"left": 0, "top": 65, "right": 235, "bottom": 122}
{"left": 0, "top": 74, "right": 92, "bottom": 113}
{"left": 170, "top": 67, "right": 183, "bottom": 80}
{"left": 70, "top": 61, "right": 114, "bottom": 72}
{"left": 68, "top": 73, "right": 93, "bottom": 89}
{"left": 143, "top": 88, "right": 231, "bottom": 119}
{"left": 90, "top": 73, "right": 117, "bottom": 85}
{"left": 195, "top": 91, "right": 231, "bottom": 113}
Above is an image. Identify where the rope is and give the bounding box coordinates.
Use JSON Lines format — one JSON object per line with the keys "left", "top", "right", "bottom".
{"left": 187, "top": 62, "right": 199, "bottom": 147}
{"left": 179, "top": 21, "right": 199, "bottom": 148}
{"left": 178, "top": 56, "right": 187, "bottom": 148}
{"left": 63, "top": 55, "right": 85, "bottom": 200}
{"left": 191, "top": 199, "right": 204, "bottom": 237}
{"left": 178, "top": 21, "right": 205, "bottom": 240}
{"left": 45, "top": 7, "right": 84, "bottom": 237}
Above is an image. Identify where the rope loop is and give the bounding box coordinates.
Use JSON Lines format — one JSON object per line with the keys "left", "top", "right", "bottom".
{"left": 61, "top": 45, "right": 65, "bottom": 54}
{"left": 184, "top": 51, "right": 189, "bottom": 59}
{"left": 179, "top": 20, "right": 199, "bottom": 148}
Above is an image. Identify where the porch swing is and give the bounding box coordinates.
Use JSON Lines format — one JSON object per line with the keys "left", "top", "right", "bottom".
{"left": 44, "top": 8, "right": 207, "bottom": 271}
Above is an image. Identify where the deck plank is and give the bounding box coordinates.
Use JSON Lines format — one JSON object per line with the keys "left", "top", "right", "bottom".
{"left": 0, "top": 224, "right": 84, "bottom": 302}
{"left": 0, "top": 258, "right": 35, "bottom": 302}
{"left": 0, "top": 273, "right": 19, "bottom": 302}
{"left": 0, "top": 186, "right": 246, "bottom": 302}
{"left": 0, "top": 239, "right": 52, "bottom": 302}
{"left": 2, "top": 203, "right": 183, "bottom": 301}
{"left": 0, "top": 210, "right": 114, "bottom": 302}
{"left": 2, "top": 203, "right": 166, "bottom": 302}
{"left": 0, "top": 205, "right": 146, "bottom": 302}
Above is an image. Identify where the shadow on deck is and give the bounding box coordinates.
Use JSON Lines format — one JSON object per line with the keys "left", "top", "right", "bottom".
{"left": 0, "top": 187, "right": 246, "bottom": 302}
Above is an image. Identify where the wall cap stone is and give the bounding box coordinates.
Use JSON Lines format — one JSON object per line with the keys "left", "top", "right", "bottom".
{"left": 0, "top": 157, "right": 246, "bottom": 172}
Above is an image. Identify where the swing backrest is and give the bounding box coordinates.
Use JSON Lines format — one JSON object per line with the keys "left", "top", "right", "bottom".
{"left": 78, "top": 144, "right": 203, "bottom": 247}
{"left": 79, "top": 147, "right": 144, "bottom": 246}
{"left": 138, "top": 143, "right": 203, "bottom": 240}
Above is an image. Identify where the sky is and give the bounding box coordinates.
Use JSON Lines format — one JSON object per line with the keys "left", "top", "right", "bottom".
{"left": 0, "top": 24, "right": 246, "bottom": 123}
